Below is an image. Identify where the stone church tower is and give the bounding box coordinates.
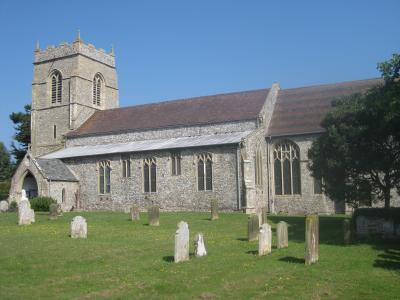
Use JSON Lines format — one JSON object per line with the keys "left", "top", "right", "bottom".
{"left": 30, "top": 33, "right": 119, "bottom": 156}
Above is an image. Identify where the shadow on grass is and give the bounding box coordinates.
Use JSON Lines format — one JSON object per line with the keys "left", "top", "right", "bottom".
{"left": 372, "top": 244, "right": 400, "bottom": 272}
{"left": 237, "top": 237, "right": 249, "bottom": 242}
{"left": 246, "top": 250, "right": 258, "bottom": 255}
{"left": 279, "top": 256, "right": 305, "bottom": 264}
{"left": 163, "top": 256, "right": 174, "bottom": 263}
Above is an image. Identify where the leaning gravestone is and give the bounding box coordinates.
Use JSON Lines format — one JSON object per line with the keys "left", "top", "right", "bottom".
{"left": 70, "top": 216, "right": 87, "bottom": 239}
{"left": 248, "top": 214, "right": 260, "bottom": 241}
{"left": 0, "top": 200, "right": 9, "bottom": 212}
{"left": 130, "top": 205, "right": 140, "bottom": 221}
{"left": 174, "top": 221, "right": 189, "bottom": 263}
{"left": 18, "top": 199, "right": 35, "bottom": 225}
{"left": 305, "top": 214, "right": 319, "bottom": 265}
{"left": 210, "top": 199, "right": 219, "bottom": 220}
{"left": 276, "top": 221, "right": 289, "bottom": 249}
{"left": 194, "top": 233, "right": 207, "bottom": 257}
{"left": 258, "top": 223, "right": 272, "bottom": 256}
{"left": 343, "top": 219, "right": 351, "bottom": 245}
{"left": 49, "top": 203, "right": 59, "bottom": 220}
{"left": 148, "top": 206, "right": 159, "bottom": 226}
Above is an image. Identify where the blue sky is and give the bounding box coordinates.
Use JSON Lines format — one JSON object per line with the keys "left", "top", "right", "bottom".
{"left": 0, "top": 0, "right": 399, "bottom": 152}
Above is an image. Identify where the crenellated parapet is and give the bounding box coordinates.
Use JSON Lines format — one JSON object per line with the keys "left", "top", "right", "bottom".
{"left": 34, "top": 35, "right": 115, "bottom": 67}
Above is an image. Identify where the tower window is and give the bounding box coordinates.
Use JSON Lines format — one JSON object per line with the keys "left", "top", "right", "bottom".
{"left": 143, "top": 157, "right": 156, "bottom": 193}
{"left": 93, "top": 74, "right": 103, "bottom": 106}
{"left": 53, "top": 125, "right": 57, "bottom": 139}
{"left": 51, "top": 71, "right": 62, "bottom": 104}
{"left": 197, "top": 153, "right": 213, "bottom": 191}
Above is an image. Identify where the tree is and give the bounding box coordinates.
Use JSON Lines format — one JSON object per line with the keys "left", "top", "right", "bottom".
{"left": 0, "top": 142, "right": 13, "bottom": 181}
{"left": 9, "top": 104, "right": 31, "bottom": 163}
{"left": 308, "top": 54, "right": 400, "bottom": 209}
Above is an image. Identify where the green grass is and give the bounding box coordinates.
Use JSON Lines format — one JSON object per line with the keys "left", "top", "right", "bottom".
{"left": 0, "top": 212, "right": 399, "bottom": 299}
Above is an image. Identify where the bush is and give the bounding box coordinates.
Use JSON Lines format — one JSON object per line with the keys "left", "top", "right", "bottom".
{"left": 0, "top": 181, "right": 10, "bottom": 200}
{"left": 30, "top": 197, "right": 56, "bottom": 212}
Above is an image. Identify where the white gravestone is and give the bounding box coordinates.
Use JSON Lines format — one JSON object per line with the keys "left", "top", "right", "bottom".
{"left": 258, "top": 223, "right": 272, "bottom": 256}
{"left": 174, "top": 221, "right": 189, "bottom": 263}
{"left": 0, "top": 200, "right": 9, "bottom": 212}
{"left": 70, "top": 216, "right": 87, "bottom": 239}
{"left": 18, "top": 199, "right": 35, "bottom": 225}
{"left": 194, "top": 233, "right": 207, "bottom": 257}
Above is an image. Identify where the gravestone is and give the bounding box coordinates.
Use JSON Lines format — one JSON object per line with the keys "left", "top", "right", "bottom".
{"left": 210, "top": 199, "right": 219, "bottom": 220}
{"left": 56, "top": 204, "right": 63, "bottom": 216}
{"left": 49, "top": 203, "right": 59, "bottom": 220}
{"left": 258, "top": 223, "right": 272, "bottom": 256}
{"left": 276, "top": 221, "right": 289, "bottom": 249}
{"left": 194, "top": 233, "right": 207, "bottom": 257}
{"left": 70, "top": 216, "right": 87, "bottom": 239}
{"left": 148, "top": 206, "right": 159, "bottom": 226}
{"left": 0, "top": 200, "right": 9, "bottom": 212}
{"left": 130, "top": 205, "right": 140, "bottom": 221}
{"left": 174, "top": 221, "right": 189, "bottom": 263}
{"left": 305, "top": 215, "right": 319, "bottom": 265}
{"left": 343, "top": 219, "right": 351, "bottom": 245}
{"left": 18, "top": 199, "right": 35, "bottom": 225}
{"left": 248, "top": 214, "right": 259, "bottom": 241}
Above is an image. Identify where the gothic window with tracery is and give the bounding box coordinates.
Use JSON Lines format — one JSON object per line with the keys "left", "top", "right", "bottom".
{"left": 144, "top": 157, "right": 156, "bottom": 192}
{"left": 51, "top": 71, "right": 62, "bottom": 104}
{"left": 99, "top": 161, "right": 111, "bottom": 194}
{"left": 171, "top": 152, "right": 181, "bottom": 176}
{"left": 273, "top": 141, "right": 301, "bottom": 195}
{"left": 197, "top": 153, "right": 212, "bottom": 191}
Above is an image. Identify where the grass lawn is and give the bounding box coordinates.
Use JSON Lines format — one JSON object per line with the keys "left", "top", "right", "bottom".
{"left": 0, "top": 212, "right": 399, "bottom": 299}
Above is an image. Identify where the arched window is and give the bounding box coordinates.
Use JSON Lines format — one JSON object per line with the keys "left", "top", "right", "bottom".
{"left": 61, "top": 188, "right": 66, "bottom": 203}
{"left": 99, "top": 161, "right": 111, "bottom": 194}
{"left": 93, "top": 74, "right": 103, "bottom": 106}
{"left": 274, "top": 141, "right": 301, "bottom": 195}
{"left": 171, "top": 152, "right": 181, "bottom": 176}
{"left": 255, "top": 144, "right": 263, "bottom": 186}
{"left": 198, "top": 153, "right": 212, "bottom": 191}
{"left": 144, "top": 157, "right": 156, "bottom": 193}
{"left": 51, "top": 71, "right": 62, "bottom": 104}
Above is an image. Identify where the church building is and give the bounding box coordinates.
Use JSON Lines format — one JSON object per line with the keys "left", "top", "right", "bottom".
{"left": 8, "top": 36, "right": 383, "bottom": 214}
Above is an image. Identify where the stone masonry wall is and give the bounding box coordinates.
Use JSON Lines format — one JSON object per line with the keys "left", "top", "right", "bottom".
{"left": 63, "top": 145, "right": 239, "bottom": 212}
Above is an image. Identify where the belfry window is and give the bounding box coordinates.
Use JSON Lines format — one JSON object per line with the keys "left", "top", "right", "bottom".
{"left": 93, "top": 74, "right": 102, "bottom": 106}
{"left": 255, "top": 144, "right": 263, "bottom": 186}
{"left": 197, "top": 153, "right": 213, "bottom": 191}
{"left": 273, "top": 141, "right": 301, "bottom": 195}
{"left": 51, "top": 71, "right": 62, "bottom": 104}
{"left": 144, "top": 157, "right": 156, "bottom": 193}
{"left": 99, "top": 161, "right": 111, "bottom": 194}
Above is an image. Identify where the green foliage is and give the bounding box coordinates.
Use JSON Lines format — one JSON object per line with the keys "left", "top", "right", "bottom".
{"left": 308, "top": 54, "right": 400, "bottom": 208}
{"left": 0, "top": 143, "right": 13, "bottom": 181}
{"left": 0, "top": 181, "right": 11, "bottom": 200}
{"left": 29, "top": 196, "right": 56, "bottom": 212}
{"left": 377, "top": 53, "right": 400, "bottom": 83}
{"left": 9, "top": 104, "right": 31, "bottom": 164}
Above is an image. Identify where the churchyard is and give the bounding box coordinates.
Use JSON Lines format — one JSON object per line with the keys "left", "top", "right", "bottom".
{"left": 0, "top": 211, "right": 399, "bottom": 299}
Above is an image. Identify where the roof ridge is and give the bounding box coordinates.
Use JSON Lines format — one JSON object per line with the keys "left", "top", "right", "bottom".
{"left": 280, "top": 77, "right": 382, "bottom": 92}
{"left": 100, "top": 87, "right": 270, "bottom": 112}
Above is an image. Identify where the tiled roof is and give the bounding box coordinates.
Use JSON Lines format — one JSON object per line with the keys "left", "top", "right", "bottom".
{"left": 67, "top": 89, "right": 270, "bottom": 138}
{"left": 36, "top": 158, "right": 78, "bottom": 182}
{"left": 267, "top": 78, "right": 383, "bottom": 137}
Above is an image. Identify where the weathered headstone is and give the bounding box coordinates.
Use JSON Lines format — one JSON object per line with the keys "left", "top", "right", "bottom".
{"left": 343, "top": 219, "right": 351, "bottom": 245}
{"left": 0, "top": 200, "right": 9, "bottom": 212}
{"left": 194, "top": 233, "right": 207, "bottom": 257}
{"left": 49, "top": 203, "right": 59, "bottom": 220}
{"left": 277, "top": 221, "right": 289, "bottom": 249}
{"left": 148, "top": 206, "right": 159, "bottom": 226}
{"left": 305, "top": 214, "right": 319, "bottom": 265}
{"left": 18, "top": 199, "right": 35, "bottom": 225}
{"left": 248, "top": 214, "right": 260, "bottom": 241}
{"left": 174, "top": 221, "right": 189, "bottom": 263}
{"left": 70, "top": 216, "right": 87, "bottom": 239}
{"left": 258, "top": 223, "right": 272, "bottom": 256}
{"left": 56, "top": 204, "right": 63, "bottom": 216}
{"left": 130, "top": 205, "right": 140, "bottom": 221}
{"left": 210, "top": 199, "right": 219, "bottom": 220}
